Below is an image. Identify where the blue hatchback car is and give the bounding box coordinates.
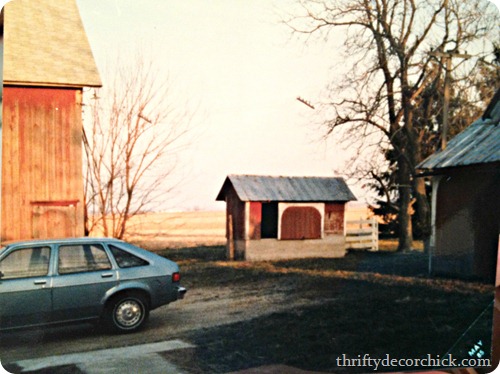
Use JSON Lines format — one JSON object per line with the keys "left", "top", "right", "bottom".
{"left": 0, "top": 237, "right": 186, "bottom": 333}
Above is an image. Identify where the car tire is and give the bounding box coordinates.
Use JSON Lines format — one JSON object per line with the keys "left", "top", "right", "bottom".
{"left": 103, "top": 292, "right": 149, "bottom": 333}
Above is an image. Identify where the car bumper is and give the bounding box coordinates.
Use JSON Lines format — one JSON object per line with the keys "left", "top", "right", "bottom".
{"left": 177, "top": 286, "right": 187, "bottom": 299}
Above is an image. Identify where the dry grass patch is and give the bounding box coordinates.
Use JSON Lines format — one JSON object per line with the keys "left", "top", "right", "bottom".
{"left": 111, "top": 211, "right": 227, "bottom": 249}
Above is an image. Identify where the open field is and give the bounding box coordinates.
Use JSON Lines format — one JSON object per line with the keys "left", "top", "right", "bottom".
{"left": 94, "top": 211, "right": 227, "bottom": 250}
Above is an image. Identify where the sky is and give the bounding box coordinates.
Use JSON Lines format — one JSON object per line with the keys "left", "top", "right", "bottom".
{"left": 71, "top": 0, "right": 499, "bottom": 212}
{"left": 74, "top": 0, "right": 359, "bottom": 212}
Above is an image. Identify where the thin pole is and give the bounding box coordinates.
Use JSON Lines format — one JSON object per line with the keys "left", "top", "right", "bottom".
{"left": 430, "top": 51, "right": 471, "bottom": 150}
{"left": 441, "top": 57, "right": 451, "bottom": 150}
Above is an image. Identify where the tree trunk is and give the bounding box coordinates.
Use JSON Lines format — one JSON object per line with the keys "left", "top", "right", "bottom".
{"left": 398, "top": 186, "right": 413, "bottom": 251}
{"left": 397, "top": 152, "right": 413, "bottom": 251}
{"left": 406, "top": 95, "right": 431, "bottom": 253}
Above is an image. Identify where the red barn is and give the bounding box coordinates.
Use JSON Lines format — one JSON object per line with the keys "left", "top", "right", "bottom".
{"left": 1, "top": 0, "right": 101, "bottom": 241}
{"left": 216, "top": 175, "right": 357, "bottom": 260}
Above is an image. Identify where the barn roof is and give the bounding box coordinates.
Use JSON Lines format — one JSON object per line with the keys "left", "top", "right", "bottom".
{"left": 418, "top": 89, "right": 500, "bottom": 172}
{"left": 216, "top": 175, "right": 357, "bottom": 202}
{"left": 3, "top": 0, "right": 102, "bottom": 88}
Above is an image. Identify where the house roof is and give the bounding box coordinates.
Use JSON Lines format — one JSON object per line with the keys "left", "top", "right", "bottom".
{"left": 417, "top": 89, "right": 500, "bottom": 172}
{"left": 216, "top": 175, "right": 357, "bottom": 202}
{"left": 3, "top": 0, "right": 102, "bottom": 88}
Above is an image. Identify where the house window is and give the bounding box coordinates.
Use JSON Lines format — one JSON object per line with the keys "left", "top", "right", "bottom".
{"left": 261, "top": 202, "right": 278, "bottom": 239}
{"left": 281, "top": 206, "right": 321, "bottom": 240}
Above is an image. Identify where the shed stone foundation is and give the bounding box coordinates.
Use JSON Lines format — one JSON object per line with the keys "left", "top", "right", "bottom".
{"left": 233, "top": 235, "right": 346, "bottom": 261}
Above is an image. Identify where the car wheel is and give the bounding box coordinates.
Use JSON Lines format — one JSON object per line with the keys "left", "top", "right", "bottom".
{"left": 104, "top": 292, "right": 149, "bottom": 333}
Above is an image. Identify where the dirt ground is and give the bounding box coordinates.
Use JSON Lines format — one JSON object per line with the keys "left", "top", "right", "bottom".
{"left": 1, "top": 247, "right": 495, "bottom": 374}
{"left": 159, "top": 247, "right": 495, "bottom": 373}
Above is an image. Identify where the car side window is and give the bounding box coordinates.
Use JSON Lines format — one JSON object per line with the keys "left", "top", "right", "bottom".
{"left": 0, "top": 247, "right": 51, "bottom": 279}
{"left": 109, "top": 245, "right": 149, "bottom": 268}
{"left": 58, "top": 244, "right": 112, "bottom": 274}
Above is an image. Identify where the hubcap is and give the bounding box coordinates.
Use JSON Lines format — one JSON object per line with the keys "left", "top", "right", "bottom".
{"left": 115, "top": 300, "right": 143, "bottom": 327}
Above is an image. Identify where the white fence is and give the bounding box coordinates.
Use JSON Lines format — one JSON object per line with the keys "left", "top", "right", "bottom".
{"left": 345, "top": 218, "right": 379, "bottom": 251}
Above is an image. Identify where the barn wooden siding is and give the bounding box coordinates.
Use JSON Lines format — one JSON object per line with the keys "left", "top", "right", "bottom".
{"left": 1, "top": 86, "right": 85, "bottom": 240}
{"left": 324, "top": 203, "right": 345, "bottom": 235}
{"left": 434, "top": 170, "right": 499, "bottom": 281}
{"left": 224, "top": 187, "right": 245, "bottom": 240}
{"left": 248, "top": 202, "right": 261, "bottom": 240}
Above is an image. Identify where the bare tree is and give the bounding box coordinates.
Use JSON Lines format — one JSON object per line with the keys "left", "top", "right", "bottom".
{"left": 83, "top": 56, "right": 194, "bottom": 239}
{"left": 284, "top": 0, "right": 499, "bottom": 251}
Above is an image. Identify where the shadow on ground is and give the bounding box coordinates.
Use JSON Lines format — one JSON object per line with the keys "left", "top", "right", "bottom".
{"left": 162, "top": 247, "right": 494, "bottom": 374}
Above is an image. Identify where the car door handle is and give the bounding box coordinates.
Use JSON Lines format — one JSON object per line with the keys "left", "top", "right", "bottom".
{"left": 101, "top": 273, "right": 114, "bottom": 278}
{"left": 34, "top": 279, "right": 47, "bottom": 285}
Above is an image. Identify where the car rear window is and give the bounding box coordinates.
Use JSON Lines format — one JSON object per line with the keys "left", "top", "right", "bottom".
{"left": 109, "top": 245, "right": 149, "bottom": 268}
{"left": 58, "top": 244, "right": 112, "bottom": 274}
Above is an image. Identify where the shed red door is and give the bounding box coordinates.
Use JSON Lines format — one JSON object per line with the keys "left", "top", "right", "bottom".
{"left": 281, "top": 207, "right": 321, "bottom": 240}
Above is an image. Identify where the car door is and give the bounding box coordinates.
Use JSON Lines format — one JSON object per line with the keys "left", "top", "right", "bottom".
{"left": 51, "top": 243, "right": 118, "bottom": 322}
{"left": 0, "top": 246, "right": 52, "bottom": 329}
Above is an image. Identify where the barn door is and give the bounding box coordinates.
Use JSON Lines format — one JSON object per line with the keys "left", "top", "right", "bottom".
{"left": 31, "top": 201, "right": 79, "bottom": 239}
{"left": 281, "top": 206, "right": 322, "bottom": 240}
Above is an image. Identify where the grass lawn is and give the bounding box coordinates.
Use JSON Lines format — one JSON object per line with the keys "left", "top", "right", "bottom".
{"left": 158, "top": 245, "right": 495, "bottom": 373}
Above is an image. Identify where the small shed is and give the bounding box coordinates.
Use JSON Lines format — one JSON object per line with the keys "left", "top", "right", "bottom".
{"left": 1, "top": 0, "right": 102, "bottom": 241}
{"left": 417, "top": 89, "right": 500, "bottom": 282}
{"left": 216, "top": 175, "right": 357, "bottom": 261}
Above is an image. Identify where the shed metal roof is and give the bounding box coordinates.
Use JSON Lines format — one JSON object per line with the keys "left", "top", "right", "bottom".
{"left": 216, "top": 175, "right": 357, "bottom": 202}
{"left": 3, "top": 0, "right": 102, "bottom": 88}
{"left": 418, "top": 89, "right": 500, "bottom": 172}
